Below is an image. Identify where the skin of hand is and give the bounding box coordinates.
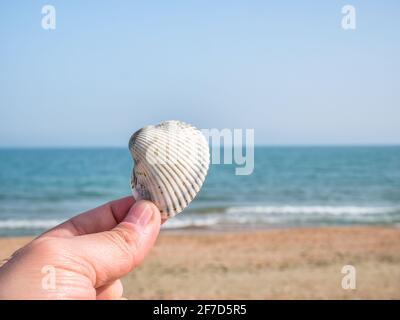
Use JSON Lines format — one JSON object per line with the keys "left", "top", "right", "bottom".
{"left": 0, "top": 196, "right": 161, "bottom": 300}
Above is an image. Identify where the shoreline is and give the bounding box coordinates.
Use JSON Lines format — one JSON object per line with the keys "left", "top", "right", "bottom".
{"left": 1, "top": 226, "right": 399, "bottom": 299}
{"left": 1, "top": 222, "right": 399, "bottom": 238}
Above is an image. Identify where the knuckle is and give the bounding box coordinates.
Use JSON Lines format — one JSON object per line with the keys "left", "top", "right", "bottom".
{"left": 30, "top": 237, "right": 62, "bottom": 255}
{"left": 104, "top": 228, "right": 139, "bottom": 264}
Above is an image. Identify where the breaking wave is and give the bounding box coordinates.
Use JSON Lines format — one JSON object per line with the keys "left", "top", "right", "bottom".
{"left": 0, "top": 205, "right": 399, "bottom": 234}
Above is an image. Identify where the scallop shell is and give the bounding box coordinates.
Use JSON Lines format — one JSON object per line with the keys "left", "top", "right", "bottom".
{"left": 129, "top": 120, "right": 210, "bottom": 219}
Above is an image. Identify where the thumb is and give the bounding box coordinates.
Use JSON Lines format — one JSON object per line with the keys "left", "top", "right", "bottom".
{"left": 69, "top": 200, "right": 161, "bottom": 287}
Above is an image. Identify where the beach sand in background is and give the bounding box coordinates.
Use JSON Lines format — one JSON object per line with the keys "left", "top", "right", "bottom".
{"left": 0, "top": 227, "right": 399, "bottom": 299}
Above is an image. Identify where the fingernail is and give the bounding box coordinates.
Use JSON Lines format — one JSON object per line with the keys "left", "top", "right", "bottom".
{"left": 124, "top": 201, "right": 154, "bottom": 226}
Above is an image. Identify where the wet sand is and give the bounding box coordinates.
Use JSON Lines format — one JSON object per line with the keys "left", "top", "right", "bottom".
{"left": 1, "top": 227, "right": 399, "bottom": 299}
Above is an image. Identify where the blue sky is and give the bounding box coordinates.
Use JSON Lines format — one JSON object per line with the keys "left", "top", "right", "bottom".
{"left": 0, "top": 0, "right": 399, "bottom": 146}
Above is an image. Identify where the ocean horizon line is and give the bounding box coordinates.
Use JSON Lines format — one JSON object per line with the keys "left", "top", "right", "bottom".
{"left": 1, "top": 143, "right": 400, "bottom": 149}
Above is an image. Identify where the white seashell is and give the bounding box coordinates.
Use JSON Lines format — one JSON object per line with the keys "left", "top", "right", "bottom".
{"left": 129, "top": 120, "right": 210, "bottom": 219}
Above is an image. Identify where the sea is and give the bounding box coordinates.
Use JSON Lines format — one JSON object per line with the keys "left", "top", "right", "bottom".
{"left": 0, "top": 146, "right": 399, "bottom": 236}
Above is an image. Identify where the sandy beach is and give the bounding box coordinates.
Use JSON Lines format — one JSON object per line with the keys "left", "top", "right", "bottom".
{"left": 0, "top": 226, "right": 399, "bottom": 299}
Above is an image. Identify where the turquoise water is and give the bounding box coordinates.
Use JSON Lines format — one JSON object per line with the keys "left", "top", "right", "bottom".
{"left": 0, "top": 146, "right": 399, "bottom": 236}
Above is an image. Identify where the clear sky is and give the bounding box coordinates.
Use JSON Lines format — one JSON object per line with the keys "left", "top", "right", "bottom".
{"left": 0, "top": 0, "right": 399, "bottom": 146}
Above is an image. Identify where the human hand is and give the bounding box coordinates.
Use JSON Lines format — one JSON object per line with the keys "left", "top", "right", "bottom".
{"left": 0, "top": 197, "right": 161, "bottom": 299}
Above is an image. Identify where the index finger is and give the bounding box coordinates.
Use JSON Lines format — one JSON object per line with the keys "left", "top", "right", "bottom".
{"left": 42, "top": 196, "right": 135, "bottom": 238}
